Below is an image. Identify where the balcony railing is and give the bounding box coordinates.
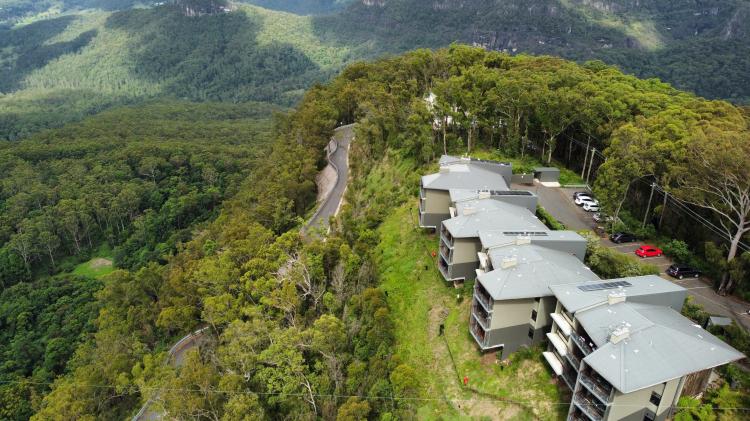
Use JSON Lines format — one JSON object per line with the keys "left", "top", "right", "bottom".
{"left": 579, "top": 372, "right": 612, "bottom": 404}
{"left": 565, "top": 351, "right": 581, "bottom": 370}
{"left": 473, "top": 285, "right": 492, "bottom": 312}
{"left": 561, "top": 370, "right": 576, "bottom": 391}
{"left": 438, "top": 257, "right": 451, "bottom": 281}
{"left": 440, "top": 226, "right": 453, "bottom": 243}
{"left": 569, "top": 413, "right": 587, "bottom": 421}
{"left": 472, "top": 303, "right": 491, "bottom": 330}
{"left": 571, "top": 330, "right": 595, "bottom": 355}
{"left": 470, "top": 318, "right": 488, "bottom": 348}
{"left": 439, "top": 242, "right": 451, "bottom": 262}
{"left": 573, "top": 392, "right": 605, "bottom": 421}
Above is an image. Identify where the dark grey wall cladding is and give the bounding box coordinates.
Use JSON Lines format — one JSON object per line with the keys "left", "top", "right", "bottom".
{"left": 420, "top": 212, "right": 450, "bottom": 228}
{"left": 449, "top": 260, "right": 480, "bottom": 281}
{"left": 485, "top": 323, "right": 529, "bottom": 353}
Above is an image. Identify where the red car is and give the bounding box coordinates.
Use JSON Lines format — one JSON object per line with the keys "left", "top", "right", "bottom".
{"left": 635, "top": 245, "right": 663, "bottom": 258}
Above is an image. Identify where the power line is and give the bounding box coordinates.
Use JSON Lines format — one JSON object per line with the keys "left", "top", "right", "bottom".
{"left": 636, "top": 179, "right": 750, "bottom": 253}
{"left": 2, "top": 379, "right": 749, "bottom": 410}
{"left": 651, "top": 183, "right": 750, "bottom": 252}
{"left": 561, "top": 133, "right": 606, "bottom": 160}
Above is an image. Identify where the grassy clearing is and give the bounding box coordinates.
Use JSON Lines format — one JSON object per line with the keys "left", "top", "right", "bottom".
{"left": 376, "top": 204, "right": 567, "bottom": 420}
{"left": 71, "top": 244, "right": 115, "bottom": 279}
{"left": 72, "top": 257, "right": 114, "bottom": 279}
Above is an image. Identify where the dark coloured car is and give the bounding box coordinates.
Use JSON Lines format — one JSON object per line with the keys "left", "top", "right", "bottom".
{"left": 610, "top": 232, "right": 637, "bottom": 244}
{"left": 667, "top": 264, "right": 701, "bottom": 279}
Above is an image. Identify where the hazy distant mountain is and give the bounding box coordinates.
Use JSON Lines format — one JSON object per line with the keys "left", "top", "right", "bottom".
{"left": 241, "top": 0, "right": 354, "bottom": 15}
{"left": 1, "top": 0, "right": 748, "bottom": 140}
{"left": 314, "top": 0, "right": 750, "bottom": 102}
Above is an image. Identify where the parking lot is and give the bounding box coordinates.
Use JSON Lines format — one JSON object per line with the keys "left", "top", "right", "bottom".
{"left": 515, "top": 182, "right": 750, "bottom": 330}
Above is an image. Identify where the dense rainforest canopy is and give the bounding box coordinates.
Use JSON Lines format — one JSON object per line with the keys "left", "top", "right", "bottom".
{"left": 5, "top": 45, "right": 745, "bottom": 420}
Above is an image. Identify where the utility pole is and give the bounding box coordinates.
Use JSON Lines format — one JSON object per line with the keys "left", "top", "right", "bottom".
{"left": 567, "top": 137, "right": 573, "bottom": 165}
{"left": 581, "top": 145, "right": 589, "bottom": 178}
{"left": 643, "top": 183, "right": 656, "bottom": 229}
{"left": 586, "top": 148, "right": 596, "bottom": 185}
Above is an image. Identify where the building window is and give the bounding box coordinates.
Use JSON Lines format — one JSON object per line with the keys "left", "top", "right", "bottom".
{"left": 649, "top": 391, "right": 662, "bottom": 407}
{"left": 528, "top": 327, "right": 534, "bottom": 339}
{"left": 531, "top": 309, "right": 538, "bottom": 321}
{"left": 643, "top": 410, "right": 655, "bottom": 421}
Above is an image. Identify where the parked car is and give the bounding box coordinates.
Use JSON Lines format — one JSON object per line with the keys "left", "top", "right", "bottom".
{"left": 577, "top": 197, "right": 598, "bottom": 208}
{"left": 573, "top": 191, "right": 591, "bottom": 200}
{"left": 574, "top": 195, "right": 595, "bottom": 206}
{"left": 635, "top": 245, "right": 663, "bottom": 258}
{"left": 666, "top": 264, "right": 701, "bottom": 279}
{"left": 593, "top": 213, "right": 613, "bottom": 223}
{"left": 610, "top": 232, "right": 637, "bottom": 243}
{"left": 583, "top": 201, "right": 600, "bottom": 212}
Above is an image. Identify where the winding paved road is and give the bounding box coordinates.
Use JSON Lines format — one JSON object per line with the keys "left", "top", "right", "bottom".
{"left": 133, "top": 125, "right": 354, "bottom": 420}
{"left": 132, "top": 328, "right": 209, "bottom": 420}
{"left": 304, "top": 124, "right": 354, "bottom": 235}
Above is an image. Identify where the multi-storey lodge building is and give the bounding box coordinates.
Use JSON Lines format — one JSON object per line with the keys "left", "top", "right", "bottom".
{"left": 470, "top": 230, "right": 598, "bottom": 353}
{"left": 438, "top": 200, "right": 546, "bottom": 283}
{"left": 545, "top": 278, "right": 743, "bottom": 421}
{"left": 419, "top": 156, "right": 512, "bottom": 228}
{"left": 418, "top": 156, "right": 744, "bottom": 420}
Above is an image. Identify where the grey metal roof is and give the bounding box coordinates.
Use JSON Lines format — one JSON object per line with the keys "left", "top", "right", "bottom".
{"left": 477, "top": 244, "right": 600, "bottom": 300}
{"left": 479, "top": 230, "right": 586, "bottom": 249}
{"left": 440, "top": 155, "right": 511, "bottom": 168}
{"left": 449, "top": 189, "right": 483, "bottom": 203}
{"left": 550, "top": 275, "right": 686, "bottom": 313}
{"left": 454, "top": 197, "right": 520, "bottom": 215}
{"left": 708, "top": 316, "right": 733, "bottom": 327}
{"left": 579, "top": 302, "right": 745, "bottom": 394}
{"left": 449, "top": 189, "right": 535, "bottom": 203}
{"left": 442, "top": 206, "right": 546, "bottom": 238}
{"left": 422, "top": 156, "right": 509, "bottom": 192}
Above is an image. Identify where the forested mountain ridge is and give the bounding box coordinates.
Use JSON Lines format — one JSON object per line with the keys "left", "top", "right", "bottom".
{"left": 0, "top": 100, "right": 279, "bottom": 420}
{"left": 20, "top": 45, "right": 750, "bottom": 421}
{"left": 0, "top": 2, "right": 349, "bottom": 140}
{"left": 242, "top": 0, "right": 354, "bottom": 15}
{"left": 2, "top": 0, "right": 748, "bottom": 141}
{"left": 316, "top": 0, "right": 750, "bottom": 102}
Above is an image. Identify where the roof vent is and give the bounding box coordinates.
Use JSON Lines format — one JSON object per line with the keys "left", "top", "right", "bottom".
{"left": 463, "top": 207, "right": 477, "bottom": 216}
{"left": 608, "top": 292, "right": 626, "bottom": 305}
{"left": 478, "top": 191, "right": 491, "bottom": 199}
{"left": 515, "top": 236, "right": 531, "bottom": 245}
{"left": 439, "top": 167, "right": 450, "bottom": 174}
{"left": 478, "top": 252, "right": 490, "bottom": 271}
{"left": 609, "top": 326, "right": 630, "bottom": 344}
{"left": 501, "top": 256, "right": 518, "bottom": 269}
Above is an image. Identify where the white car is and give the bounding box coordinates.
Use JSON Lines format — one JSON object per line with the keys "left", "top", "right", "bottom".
{"left": 583, "top": 201, "right": 600, "bottom": 212}
{"left": 593, "top": 212, "right": 612, "bottom": 223}
{"left": 574, "top": 195, "right": 595, "bottom": 206}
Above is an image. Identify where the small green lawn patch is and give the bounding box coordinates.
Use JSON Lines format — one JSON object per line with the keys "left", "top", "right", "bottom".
{"left": 71, "top": 243, "right": 114, "bottom": 279}
{"left": 72, "top": 257, "right": 114, "bottom": 279}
